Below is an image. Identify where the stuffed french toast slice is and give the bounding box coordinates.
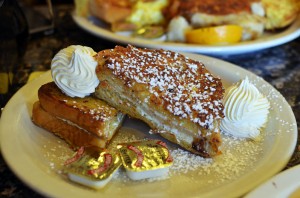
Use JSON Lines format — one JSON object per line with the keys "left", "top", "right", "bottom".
{"left": 94, "top": 45, "right": 224, "bottom": 157}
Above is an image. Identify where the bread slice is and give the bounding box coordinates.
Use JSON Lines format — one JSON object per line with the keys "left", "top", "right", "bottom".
{"left": 94, "top": 45, "right": 224, "bottom": 157}
{"left": 33, "top": 82, "right": 125, "bottom": 149}
{"left": 262, "top": 0, "right": 299, "bottom": 29}
{"left": 89, "top": 0, "right": 132, "bottom": 24}
{"left": 165, "top": 0, "right": 265, "bottom": 40}
{"left": 32, "top": 101, "right": 109, "bottom": 148}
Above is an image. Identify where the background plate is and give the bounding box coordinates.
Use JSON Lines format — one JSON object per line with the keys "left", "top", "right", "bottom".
{"left": 245, "top": 164, "right": 300, "bottom": 198}
{"left": 72, "top": 14, "right": 300, "bottom": 56}
{"left": 0, "top": 53, "right": 297, "bottom": 198}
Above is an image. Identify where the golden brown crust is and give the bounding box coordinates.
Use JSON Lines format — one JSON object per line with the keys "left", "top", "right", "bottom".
{"left": 38, "top": 82, "right": 123, "bottom": 138}
{"left": 164, "top": 0, "right": 258, "bottom": 21}
{"left": 164, "top": 0, "right": 299, "bottom": 30}
{"left": 32, "top": 101, "right": 108, "bottom": 149}
{"left": 262, "top": 0, "right": 299, "bottom": 29}
{"left": 95, "top": 45, "right": 224, "bottom": 127}
{"left": 89, "top": 0, "right": 133, "bottom": 24}
{"left": 95, "top": 45, "right": 224, "bottom": 157}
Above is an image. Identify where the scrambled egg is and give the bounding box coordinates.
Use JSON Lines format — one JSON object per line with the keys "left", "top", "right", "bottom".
{"left": 126, "top": 0, "right": 168, "bottom": 27}
{"left": 262, "top": 0, "right": 299, "bottom": 29}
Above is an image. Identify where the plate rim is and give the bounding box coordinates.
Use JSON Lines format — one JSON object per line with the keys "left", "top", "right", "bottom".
{"left": 245, "top": 164, "right": 300, "bottom": 197}
{"left": 0, "top": 53, "right": 297, "bottom": 197}
{"left": 72, "top": 13, "right": 300, "bottom": 55}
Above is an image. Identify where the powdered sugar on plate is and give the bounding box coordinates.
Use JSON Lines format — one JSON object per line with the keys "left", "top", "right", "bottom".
{"left": 41, "top": 125, "right": 263, "bottom": 190}
{"left": 38, "top": 74, "right": 294, "bottom": 192}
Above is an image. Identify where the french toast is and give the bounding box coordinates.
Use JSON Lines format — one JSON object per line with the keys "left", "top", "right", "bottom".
{"left": 94, "top": 45, "right": 224, "bottom": 157}
{"left": 164, "top": 0, "right": 265, "bottom": 40}
{"left": 164, "top": 0, "right": 299, "bottom": 40}
{"left": 89, "top": 0, "right": 132, "bottom": 24}
{"left": 262, "top": 0, "right": 299, "bottom": 29}
{"left": 32, "top": 82, "right": 125, "bottom": 149}
{"left": 165, "top": 0, "right": 299, "bottom": 30}
{"left": 32, "top": 102, "right": 109, "bottom": 148}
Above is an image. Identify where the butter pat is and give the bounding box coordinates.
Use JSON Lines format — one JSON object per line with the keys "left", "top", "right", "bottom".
{"left": 64, "top": 147, "right": 121, "bottom": 189}
{"left": 117, "top": 140, "right": 173, "bottom": 180}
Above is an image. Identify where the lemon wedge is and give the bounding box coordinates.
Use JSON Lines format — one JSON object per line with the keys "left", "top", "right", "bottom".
{"left": 185, "top": 25, "right": 243, "bottom": 45}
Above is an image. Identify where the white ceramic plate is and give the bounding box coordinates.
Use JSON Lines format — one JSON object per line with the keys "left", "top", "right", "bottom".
{"left": 72, "top": 14, "right": 300, "bottom": 55}
{"left": 0, "top": 53, "right": 297, "bottom": 198}
{"left": 245, "top": 164, "right": 300, "bottom": 198}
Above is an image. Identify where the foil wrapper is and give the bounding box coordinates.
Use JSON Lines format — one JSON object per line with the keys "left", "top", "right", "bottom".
{"left": 117, "top": 139, "right": 173, "bottom": 180}
{"left": 64, "top": 147, "right": 121, "bottom": 189}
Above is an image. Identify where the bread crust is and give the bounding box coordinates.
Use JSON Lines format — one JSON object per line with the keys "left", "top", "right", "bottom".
{"left": 262, "top": 0, "right": 299, "bottom": 29}
{"left": 164, "top": 0, "right": 257, "bottom": 20}
{"left": 95, "top": 45, "right": 224, "bottom": 157}
{"left": 38, "top": 82, "right": 124, "bottom": 138}
{"left": 32, "top": 101, "right": 108, "bottom": 148}
{"left": 165, "top": 0, "right": 299, "bottom": 29}
{"left": 89, "top": 0, "right": 132, "bottom": 24}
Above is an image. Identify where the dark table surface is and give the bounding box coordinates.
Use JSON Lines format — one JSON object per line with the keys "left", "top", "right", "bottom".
{"left": 0, "top": 3, "right": 300, "bottom": 198}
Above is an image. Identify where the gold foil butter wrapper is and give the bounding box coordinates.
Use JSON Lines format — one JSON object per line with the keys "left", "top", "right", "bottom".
{"left": 64, "top": 147, "right": 122, "bottom": 189}
{"left": 117, "top": 139, "right": 173, "bottom": 180}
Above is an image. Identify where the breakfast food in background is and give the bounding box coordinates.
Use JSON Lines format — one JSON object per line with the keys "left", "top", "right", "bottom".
{"left": 165, "top": 0, "right": 264, "bottom": 43}
{"left": 32, "top": 82, "right": 125, "bottom": 149}
{"left": 89, "top": 0, "right": 167, "bottom": 32}
{"left": 164, "top": 0, "right": 299, "bottom": 43}
{"left": 220, "top": 77, "right": 270, "bottom": 140}
{"left": 80, "top": 0, "right": 300, "bottom": 45}
{"left": 262, "top": 0, "right": 299, "bottom": 29}
{"left": 74, "top": 0, "right": 90, "bottom": 17}
{"left": 89, "top": 0, "right": 133, "bottom": 25}
{"left": 94, "top": 45, "right": 224, "bottom": 158}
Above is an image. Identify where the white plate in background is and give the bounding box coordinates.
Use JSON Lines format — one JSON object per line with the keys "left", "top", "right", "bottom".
{"left": 72, "top": 14, "right": 300, "bottom": 56}
{"left": 245, "top": 165, "right": 300, "bottom": 198}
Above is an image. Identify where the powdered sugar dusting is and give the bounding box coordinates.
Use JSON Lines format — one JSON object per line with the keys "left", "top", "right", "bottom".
{"left": 167, "top": 135, "right": 262, "bottom": 185}
{"left": 98, "top": 45, "right": 224, "bottom": 129}
{"left": 67, "top": 99, "right": 113, "bottom": 122}
{"left": 39, "top": 72, "right": 295, "bottom": 194}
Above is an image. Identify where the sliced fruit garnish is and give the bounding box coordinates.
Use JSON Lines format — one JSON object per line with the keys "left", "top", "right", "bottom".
{"left": 185, "top": 25, "right": 243, "bottom": 45}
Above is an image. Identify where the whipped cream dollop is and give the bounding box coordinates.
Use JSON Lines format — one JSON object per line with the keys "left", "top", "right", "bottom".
{"left": 51, "top": 45, "right": 99, "bottom": 98}
{"left": 220, "top": 77, "right": 270, "bottom": 139}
